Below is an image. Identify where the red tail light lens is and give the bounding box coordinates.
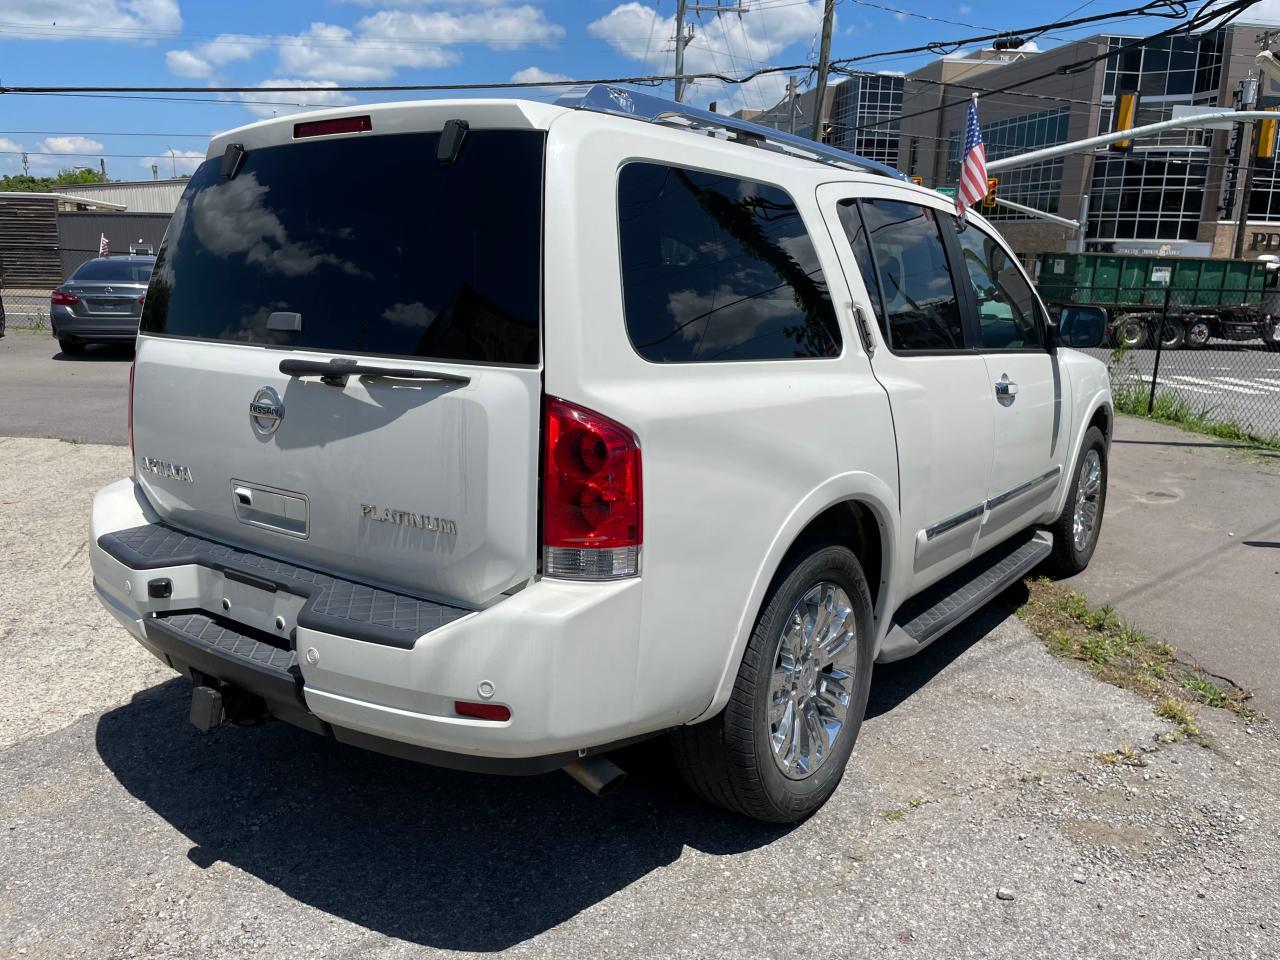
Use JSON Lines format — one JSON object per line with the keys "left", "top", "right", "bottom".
{"left": 293, "top": 115, "right": 372, "bottom": 139}
{"left": 454, "top": 700, "right": 511, "bottom": 722}
{"left": 51, "top": 290, "right": 80, "bottom": 306}
{"left": 127, "top": 360, "right": 136, "bottom": 461}
{"left": 137, "top": 295, "right": 145, "bottom": 305}
{"left": 542, "top": 397, "right": 642, "bottom": 580}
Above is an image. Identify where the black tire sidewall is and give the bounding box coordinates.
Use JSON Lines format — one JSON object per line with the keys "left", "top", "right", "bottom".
{"left": 1063, "top": 427, "right": 1108, "bottom": 569}
{"left": 740, "top": 545, "right": 874, "bottom": 819}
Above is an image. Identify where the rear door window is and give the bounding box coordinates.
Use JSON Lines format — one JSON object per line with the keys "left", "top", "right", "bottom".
{"left": 142, "top": 130, "right": 544, "bottom": 365}
{"left": 617, "top": 162, "right": 840, "bottom": 363}
{"left": 845, "top": 199, "right": 965, "bottom": 352}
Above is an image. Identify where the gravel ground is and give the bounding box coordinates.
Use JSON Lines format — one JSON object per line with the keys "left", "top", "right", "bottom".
{"left": 1, "top": 438, "right": 1277, "bottom": 959}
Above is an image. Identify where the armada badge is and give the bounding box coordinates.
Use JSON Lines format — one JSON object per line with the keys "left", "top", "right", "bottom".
{"left": 140, "top": 456, "right": 194, "bottom": 483}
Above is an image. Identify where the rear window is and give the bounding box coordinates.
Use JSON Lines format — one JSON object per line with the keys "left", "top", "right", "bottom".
{"left": 72, "top": 259, "right": 154, "bottom": 283}
{"left": 142, "top": 129, "right": 544, "bottom": 365}
{"left": 617, "top": 162, "right": 840, "bottom": 363}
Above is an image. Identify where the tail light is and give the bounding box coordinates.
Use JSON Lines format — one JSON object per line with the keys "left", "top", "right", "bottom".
{"left": 51, "top": 290, "right": 79, "bottom": 306}
{"left": 137, "top": 295, "right": 145, "bottom": 305}
{"left": 127, "top": 359, "right": 136, "bottom": 461}
{"left": 454, "top": 700, "right": 511, "bottom": 722}
{"left": 542, "top": 397, "right": 642, "bottom": 580}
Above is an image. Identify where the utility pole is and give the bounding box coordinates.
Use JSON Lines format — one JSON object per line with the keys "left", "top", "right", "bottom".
{"left": 810, "top": 0, "right": 836, "bottom": 142}
{"left": 1233, "top": 71, "right": 1261, "bottom": 259}
{"left": 787, "top": 75, "right": 798, "bottom": 134}
{"left": 1235, "top": 29, "right": 1280, "bottom": 258}
{"left": 673, "top": 1, "right": 749, "bottom": 103}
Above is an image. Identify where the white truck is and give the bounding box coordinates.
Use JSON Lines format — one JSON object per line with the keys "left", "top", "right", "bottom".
{"left": 89, "top": 86, "right": 1112, "bottom": 822}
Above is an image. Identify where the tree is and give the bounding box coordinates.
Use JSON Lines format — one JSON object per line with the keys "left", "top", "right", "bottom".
{"left": 0, "top": 167, "right": 108, "bottom": 193}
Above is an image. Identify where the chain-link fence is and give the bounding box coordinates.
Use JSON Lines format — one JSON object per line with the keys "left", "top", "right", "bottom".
{"left": 1, "top": 289, "right": 54, "bottom": 332}
{"left": 1087, "top": 286, "right": 1280, "bottom": 444}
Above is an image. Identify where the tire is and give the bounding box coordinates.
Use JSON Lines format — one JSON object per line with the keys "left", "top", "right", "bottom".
{"left": 1045, "top": 426, "right": 1108, "bottom": 576}
{"left": 1159, "top": 320, "right": 1185, "bottom": 350}
{"left": 1185, "top": 319, "right": 1212, "bottom": 349}
{"left": 1261, "top": 320, "right": 1280, "bottom": 352}
{"left": 1115, "top": 317, "right": 1149, "bottom": 350}
{"left": 671, "top": 544, "right": 874, "bottom": 823}
{"left": 58, "top": 339, "right": 85, "bottom": 356}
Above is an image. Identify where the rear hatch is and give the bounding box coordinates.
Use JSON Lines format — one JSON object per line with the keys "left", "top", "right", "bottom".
{"left": 133, "top": 118, "right": 546, "bottom": 606}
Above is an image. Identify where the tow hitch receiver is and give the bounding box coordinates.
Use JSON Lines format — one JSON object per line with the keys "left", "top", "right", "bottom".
{"left": 189, "top": 685, "right": 226, "bottom": 733}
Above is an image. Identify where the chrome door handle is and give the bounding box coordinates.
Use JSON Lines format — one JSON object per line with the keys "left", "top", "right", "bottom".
{"left": 994, "top": 374, "right": 1018, "bottom": 403}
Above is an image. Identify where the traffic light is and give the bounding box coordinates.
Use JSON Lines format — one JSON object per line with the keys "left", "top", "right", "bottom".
{"left": 1112, "top": 91, "right": 1138, "bottom": 152}
{"left": 1258, "top": 107, "right": 1278, "bottom": 160}
{"left": 910, "top": 175, "right": 924, "bottom": 186}
{"left": 983, "top": 177, "right": 998, "bottom": 208}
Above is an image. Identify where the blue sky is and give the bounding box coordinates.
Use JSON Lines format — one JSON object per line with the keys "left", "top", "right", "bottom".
{"left": 0, "top": 0, "right": 1229, "bottom": 181}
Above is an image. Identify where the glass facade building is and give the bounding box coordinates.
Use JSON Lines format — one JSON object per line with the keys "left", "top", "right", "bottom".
{"left": 946, "top": 107, "right": 1070, "bottom": 220}
{"left": 827, "top": 74, "right": 904, "bottom": 167}
{"left": 1086, "top": 32, "right": 1225, "bottom": 244}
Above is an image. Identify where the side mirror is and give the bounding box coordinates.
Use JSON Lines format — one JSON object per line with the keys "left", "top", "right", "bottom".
{"left": 1056, "top": 305, "right": 1108, "bottom": 349}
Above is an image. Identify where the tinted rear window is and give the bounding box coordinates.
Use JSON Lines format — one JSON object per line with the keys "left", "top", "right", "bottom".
{"left": 73, "top": 259, "right": 154, "bottom": 283}
{"left": 142, "top": 130, "right": 544, "bottom": 365}
{"left": 617, "top": 162, "right": 840, "bottom": 363}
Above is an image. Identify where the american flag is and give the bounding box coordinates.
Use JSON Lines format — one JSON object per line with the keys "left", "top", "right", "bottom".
{"left": 957, "top": 97, "right": 987, "bottom": 215}
{"left": 98, "top": 233, "right": 109, "bottom": 257}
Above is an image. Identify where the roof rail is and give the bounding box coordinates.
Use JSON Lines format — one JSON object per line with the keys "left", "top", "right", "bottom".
{"left": 555, "top": 84, "right": 907, "bottom": 181}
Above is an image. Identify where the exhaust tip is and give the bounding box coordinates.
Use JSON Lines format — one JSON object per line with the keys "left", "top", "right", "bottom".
{"left": 563, "top": 755, "right": 627, "bottom": 797}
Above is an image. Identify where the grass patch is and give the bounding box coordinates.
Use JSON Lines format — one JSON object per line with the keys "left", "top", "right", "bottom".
{"left": 908, "top": 795, "right": 925, "bottom": 809}
{"left": 1015, "top": 578, "right": 1263, "bottom": 737}
{"left": 58, "top": 436, "right": 84, "bottom": 445}
{"left": 881, "top": 809, "right": 905, "bottom": 822}
{"left": 1110, "top": 372, "right": 1280, "bottom": 451}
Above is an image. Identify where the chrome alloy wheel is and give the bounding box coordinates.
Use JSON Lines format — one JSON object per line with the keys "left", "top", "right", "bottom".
{"left": 768, "top": 582, "right": 858, "bottom": 780}
{"left": 1072, "top": 448, "right": 1103, "bottom": 552}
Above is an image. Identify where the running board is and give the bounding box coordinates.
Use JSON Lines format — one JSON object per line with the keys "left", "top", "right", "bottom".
{"left": 877, "top": 530, "right": 1052, "bottom": 664}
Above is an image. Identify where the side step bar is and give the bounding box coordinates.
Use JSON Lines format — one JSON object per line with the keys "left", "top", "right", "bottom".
{"left": 877, "top": 530, "right": 1052, "bottom": 664}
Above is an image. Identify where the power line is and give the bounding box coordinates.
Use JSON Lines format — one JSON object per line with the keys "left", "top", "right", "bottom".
{"left": 0, "top": 0, "right": 1202, "bottom": 101}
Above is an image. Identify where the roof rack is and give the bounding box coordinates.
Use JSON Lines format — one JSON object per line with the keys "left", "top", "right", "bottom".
{"left": 555, "top": 84, "right": 907, "bottom": 181}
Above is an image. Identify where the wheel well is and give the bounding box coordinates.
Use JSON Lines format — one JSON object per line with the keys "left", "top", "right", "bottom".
{"left": 1088, "top": 405, "right": 1111, "bottom": 445}
{"left": 779, "top": 501, "right": 884, "bottom": 610}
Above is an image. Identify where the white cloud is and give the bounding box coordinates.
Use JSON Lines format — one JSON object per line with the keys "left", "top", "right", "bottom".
{"left": 139, "top": 148, "right": 205, "bottom": 176}
{"left": 0, "top": 0, "right": 180, "bottom": 40}
{"left": 239, "top": 80, "right": 358, "bottom": 119}
{"left": 959, "top": 4, "right": 972, "bottom": 12}
{"left": 276, "top": 6, "right": 566, "bottom": 81}
{"left": 165, "top": 33, "right": 264, "bottom": 78}
{"left": 39, "top": 136, "right": 106, "bottom": 154}
{"left": 587, "top": 2, "right": 826, "bottom": 112}
{"left": 510, "top": 66, "right": 572, "bottom": 85}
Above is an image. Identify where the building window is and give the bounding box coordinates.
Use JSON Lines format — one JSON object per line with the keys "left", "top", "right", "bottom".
{"left": 1087, "top": 152, "right": 1207, "bottom": 242}
{"left": 946, "top": 107, "right": 1069, "bottom": 219}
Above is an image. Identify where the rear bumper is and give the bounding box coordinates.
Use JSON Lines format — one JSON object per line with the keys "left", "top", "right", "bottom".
{"left": 51, "top": 304, "right": 140, "bottom": 341}
{"left": 90, "top": 479, "right": 648, "bottom": 771}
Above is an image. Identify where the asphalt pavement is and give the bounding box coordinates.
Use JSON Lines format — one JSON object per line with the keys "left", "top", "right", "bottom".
{"left": 1063, "top": 415, "right": 1280, "bottom": 717}
{"left": 1, "top": 438, "right": 1276, "bottom": 959}
{"left": 0, "top": 328, "right": 132, "bottom": 445}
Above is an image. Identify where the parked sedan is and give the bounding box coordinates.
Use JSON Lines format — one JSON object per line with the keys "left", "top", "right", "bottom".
{"left": 50, "top": 255, "right": 156, "bottom": 355}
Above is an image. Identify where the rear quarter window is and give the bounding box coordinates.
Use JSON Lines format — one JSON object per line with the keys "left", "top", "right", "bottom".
{"left": 142, "top": 129, "right": 544, "bottom": 366}
{"left": 617, "top": 162, "right": 840, "bottom": 363}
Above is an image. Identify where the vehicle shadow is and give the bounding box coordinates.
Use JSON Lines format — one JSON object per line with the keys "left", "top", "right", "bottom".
{"left": 865, "top": 588, "right": 1025, "bottom": 720}
{"left": 95, "top": 678, "right": 790, "bottom": 952}
{"left": 52, "top": 343, "right": 135, "bottom": 362}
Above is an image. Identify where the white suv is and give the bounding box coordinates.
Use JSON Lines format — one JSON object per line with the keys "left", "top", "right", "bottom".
{"left": 89, "top": 86, "right": 1112, "bottom": 822}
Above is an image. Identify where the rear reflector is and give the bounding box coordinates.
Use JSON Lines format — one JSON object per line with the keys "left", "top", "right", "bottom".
{"left": 293, "top": 115, "right": 373, "bottom": 139}
{"left": 454, "top": 700, "right": 511, "bottom": 722}
{"left": 541, "top": 397, "right": 642, "bottom": 580}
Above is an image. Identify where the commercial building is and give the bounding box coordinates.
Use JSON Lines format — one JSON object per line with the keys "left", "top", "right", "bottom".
{"left": 748, "top": 17, "right": 1280, "bottom": 260}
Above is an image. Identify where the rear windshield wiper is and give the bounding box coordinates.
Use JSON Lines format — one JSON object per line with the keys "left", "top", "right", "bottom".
{"left": 279, "top": 357, "right": 471, "bottom": 387}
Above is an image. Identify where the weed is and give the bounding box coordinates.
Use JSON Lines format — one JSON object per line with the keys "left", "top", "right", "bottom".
{"left": 1155, "top": 697, "right": 1200, "bottom": 738}
{"left": 882, "top": 809, "right": 905, "bottom": 822}
{"left": 1014, "top": 580, "right": 1264, "bottom": 739}
{"left": 908, "top": 796, "right": 925, "bottom": 809}
{"left": 59, "top": 436, "right": 84, "bottom": 445}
